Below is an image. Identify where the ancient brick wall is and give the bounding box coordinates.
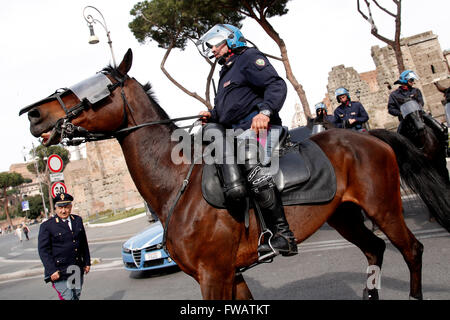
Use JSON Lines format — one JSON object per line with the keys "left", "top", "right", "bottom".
{"left": 63, "top": 140, "right": 144, "bottom": 218}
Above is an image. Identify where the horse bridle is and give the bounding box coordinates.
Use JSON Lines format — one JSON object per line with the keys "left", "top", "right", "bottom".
{"left": 23, "top": 69, "right": 204, "bottom": 254}
{"left": 44, "top": 70, "right": 201, "bottom": 146}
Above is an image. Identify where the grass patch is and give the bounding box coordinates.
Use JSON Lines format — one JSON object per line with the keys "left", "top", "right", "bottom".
{"left": 88, "top": 207, "right": 145, "bottom": 224}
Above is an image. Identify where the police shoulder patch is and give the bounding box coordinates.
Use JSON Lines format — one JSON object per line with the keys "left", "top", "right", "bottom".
{"left": 255, "top": 58, "right": 265, "bottom": 67}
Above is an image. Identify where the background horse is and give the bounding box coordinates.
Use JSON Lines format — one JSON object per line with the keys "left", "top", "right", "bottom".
{"left": 20, "top": 49, "right": 450, "bottom": 300}
{"left": 397, "top": 100, "right": 449, "bottom": 185}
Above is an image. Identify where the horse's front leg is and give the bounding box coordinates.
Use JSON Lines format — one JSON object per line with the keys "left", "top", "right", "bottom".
{"left": 233, "top": 273, "right": 254, "bottom": 300}
{"left": 198, "top": 268, "right": 236, "bottom": 299}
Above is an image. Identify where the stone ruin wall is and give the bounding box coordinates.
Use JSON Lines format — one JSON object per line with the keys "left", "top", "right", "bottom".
{"left": 320, "top": 31, "right": 449, "bottom": 130}
{"left": 63, "top": 140, "right": 144, "bottom": 218}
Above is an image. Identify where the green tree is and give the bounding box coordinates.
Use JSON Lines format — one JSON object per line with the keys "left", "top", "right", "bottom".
{"left": 0, "top": 172, "right": 26, "bottom": 228}
{"left": 14, "top": 195, "right": 46, "bottom": 220}
{"left": 129, "top": 0, "right": 244, "bottom": 109}
{"left": 27, "top": 145, "right": 70, "bottom": 215}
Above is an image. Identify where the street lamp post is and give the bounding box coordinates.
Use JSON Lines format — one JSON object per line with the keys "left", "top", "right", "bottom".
{"left": 31, "top": 142, "right": 48, "bottom": 219}
{"left": 83, "top": 6, "right": 117, "bottom": 68}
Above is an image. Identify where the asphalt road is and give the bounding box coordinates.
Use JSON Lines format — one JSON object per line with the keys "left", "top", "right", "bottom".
{"left": 0, "top": 197, "right": 448, "bottom": 301}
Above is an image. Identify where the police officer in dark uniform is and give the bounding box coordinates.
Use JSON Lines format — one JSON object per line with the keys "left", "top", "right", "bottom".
{"left": 196, "top": 24, "right": 297, "bottom": 261}
{"left": 334, "top": 87, "right": 369, "bottom": 131}
{"left": 38, "top": 193, "right": 91, "bottom": 300}
{"left": 388, "top": 70, "right": 448, "bottom": 144}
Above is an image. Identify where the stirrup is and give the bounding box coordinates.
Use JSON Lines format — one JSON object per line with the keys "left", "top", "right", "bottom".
{"left": 257, "top": 229, "right": 277, "bottom": 262}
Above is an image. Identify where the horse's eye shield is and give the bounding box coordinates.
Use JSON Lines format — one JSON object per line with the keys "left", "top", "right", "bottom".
{"left": 19, "top": 73, "right": 112, "bottom": 116}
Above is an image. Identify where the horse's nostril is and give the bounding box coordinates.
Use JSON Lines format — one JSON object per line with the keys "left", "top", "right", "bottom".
{"left": 28, "top": 108, "right": 40, "bottom": 119}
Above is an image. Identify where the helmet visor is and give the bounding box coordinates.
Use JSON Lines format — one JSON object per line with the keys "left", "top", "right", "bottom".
{"left": 196, "top": 25, "right": 230, "bottom": 58}
{"left": 406, "top": 71, "right": 419, "bottom": 82}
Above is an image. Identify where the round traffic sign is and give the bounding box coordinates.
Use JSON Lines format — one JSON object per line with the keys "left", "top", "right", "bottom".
{"left": 48, "top": 154, "right": 63, "bottom": 173}
{"left": 51, "top": 182, "right": 67, "bottom": 198}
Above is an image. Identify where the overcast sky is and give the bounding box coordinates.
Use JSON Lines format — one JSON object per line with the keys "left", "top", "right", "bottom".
{"left": 1, "top": 0, "right": 449, "bottom": 172}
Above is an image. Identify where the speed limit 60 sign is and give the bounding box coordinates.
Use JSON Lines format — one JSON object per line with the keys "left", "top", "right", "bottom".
{"left": 51, "top": 182, "right": 67, "bottom": 198}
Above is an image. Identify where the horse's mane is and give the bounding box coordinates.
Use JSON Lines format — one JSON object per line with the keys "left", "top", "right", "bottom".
{"left": 102, "top": 65, "right": 178, "bottom": 130}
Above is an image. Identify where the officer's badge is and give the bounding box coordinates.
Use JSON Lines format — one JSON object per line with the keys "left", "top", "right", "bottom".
{"left": 60, "top": 194, "right": 65, "bottom": 201}
{"left": 255, "top": 58, "right": 265, "bottom": 66}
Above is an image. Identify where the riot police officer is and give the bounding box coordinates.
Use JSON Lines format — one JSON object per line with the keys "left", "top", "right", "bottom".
{"left": 311, "top": 102, "right": 336, "bottom": 134}
{"left": 38, "top": 193, "right": 91, "bottom": 300}
{"left": 334, "top": 88, "right": 369, "bottom": 131}
{"left": 388, "top": 70, "right": 448, "bottom": 144}
{"left": 196, "top": 24, "right": 297, "bottom": 261}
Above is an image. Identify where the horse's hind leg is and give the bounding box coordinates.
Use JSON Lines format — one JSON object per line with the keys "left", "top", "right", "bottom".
{"left": 327, "top": 202, "right": 386, "bottom": 300}
{"left": 363, "top": 195, "right": 424, "bottom": 300}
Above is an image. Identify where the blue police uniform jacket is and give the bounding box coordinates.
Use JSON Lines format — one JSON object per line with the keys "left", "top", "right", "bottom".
{"left": 324, "top": 114, "right": 336, "bottom": 124}
{"left": 388, "top": 86, "right": 424, "bottom": 121}
{"left": 38, "top": 214, "right": 91, "bottom": 280}
{"left": 209, "top": 47, "right": 287, "bottom": 130}
{"left": 333, "top": 101, "right": 369, "bottom": 130}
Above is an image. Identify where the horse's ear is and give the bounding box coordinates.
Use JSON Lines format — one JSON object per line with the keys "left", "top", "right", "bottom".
{"left": 117, "top": 48, "right": 133, "bottom": 76}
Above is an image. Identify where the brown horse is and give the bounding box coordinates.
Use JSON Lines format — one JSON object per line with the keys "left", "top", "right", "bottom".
{"left": 20, "top": 49, "right": 450, "bottom": 300}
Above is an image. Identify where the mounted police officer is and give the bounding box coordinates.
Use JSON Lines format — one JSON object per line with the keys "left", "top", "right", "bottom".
{"left": 388, "top": 70, "right": 448, "bottom": 144}
{"left": 38, "top": 193, "right": 91, "bottom": 300}
{"left": 333, "top": 87, "right": 369, "bottom": 131}
{"left": 196, "top": 24, "right": 297, "bottom": 261}
{"left": 312, "top": 102, "right": 336, "bottom": 134}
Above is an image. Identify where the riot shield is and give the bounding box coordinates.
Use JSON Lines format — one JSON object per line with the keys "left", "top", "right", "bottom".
{"left": 400, "top": 100, "right": 422, "bottom": 118}
{"left": 312, "top": 124, "right": 326, "bottom": 135}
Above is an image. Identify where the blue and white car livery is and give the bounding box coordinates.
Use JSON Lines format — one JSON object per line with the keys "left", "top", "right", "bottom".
{"left": 122, "top": 221, "right": 176, "bottom": 271}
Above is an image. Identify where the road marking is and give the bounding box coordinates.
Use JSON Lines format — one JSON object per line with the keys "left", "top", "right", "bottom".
{"left": 298, "top": 228, "right": 449, "bottom": 253}
{"left": 0, "top": 257, "right": 41, "bottom": 263}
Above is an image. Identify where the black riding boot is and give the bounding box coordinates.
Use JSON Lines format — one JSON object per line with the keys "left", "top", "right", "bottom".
{"left": 246, "top": 165, "right": 298, "bottom": 261}
{"left": 204, "top": 123, "right": 247, "bottom": 202}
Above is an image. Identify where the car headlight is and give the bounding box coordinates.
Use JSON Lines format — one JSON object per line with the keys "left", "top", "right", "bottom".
{"left": 122, "top": 246, "right": 131, "bottom": 254}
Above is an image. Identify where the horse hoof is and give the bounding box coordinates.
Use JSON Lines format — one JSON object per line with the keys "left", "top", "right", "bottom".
{"left": 409, "top": 295, "right": 423, "bottom": 300}
{"left": 362, "top": 288, "right": 379, "bottom": 300}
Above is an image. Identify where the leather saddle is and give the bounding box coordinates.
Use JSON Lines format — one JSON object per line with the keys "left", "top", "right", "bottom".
{"left": 201, "top": 126, "right": 336, "bottom": 209}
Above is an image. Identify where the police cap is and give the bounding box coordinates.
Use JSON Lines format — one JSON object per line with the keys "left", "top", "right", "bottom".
{"left": 54, "top": 193, "right": 74, "bottom": 207}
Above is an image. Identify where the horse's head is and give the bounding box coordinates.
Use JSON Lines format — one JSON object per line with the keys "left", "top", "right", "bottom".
{"left": 19, "top": 49, "right": 137, "bottom": 146}
{"left": 434, "top": 81, "right": 450, "bottom": 104}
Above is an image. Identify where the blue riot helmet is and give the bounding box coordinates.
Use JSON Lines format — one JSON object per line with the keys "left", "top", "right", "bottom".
{"left": 314, "top": 102, "right": 327, "bottom": 111}
{"left": 394, "top": 70, "right": 420, "bottom": 85}
{"left": 196, "top": 24, "right": 247, "bottom": 59}
{"left": 314, "top": 102, "right": 328, "bottom": 117}
{"left": 335, "top": 87, "right": 350, "bottom": 102}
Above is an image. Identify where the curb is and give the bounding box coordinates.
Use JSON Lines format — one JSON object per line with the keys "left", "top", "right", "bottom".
{"left": 0, "top": 258, "right": 103, "bottom": 282}
{"left": 85, "top": 213, "right": 147, "bottom": 228}
{"left": 0, "top": 268, "right": 44, "bottom": 282}
{"left": 88, "top": 235, "right": 131, "bottom": 243}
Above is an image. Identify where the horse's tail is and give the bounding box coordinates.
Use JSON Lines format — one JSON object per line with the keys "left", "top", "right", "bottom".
{"left": 369, "top": 129, "right": 450, "bottom": 232}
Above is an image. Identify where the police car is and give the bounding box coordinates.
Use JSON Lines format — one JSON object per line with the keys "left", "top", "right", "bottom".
{"left": 121, "top": 221, "right": 177, "bottom": 272}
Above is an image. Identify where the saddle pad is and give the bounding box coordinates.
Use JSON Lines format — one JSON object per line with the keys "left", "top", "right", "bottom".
{"left": 281, "top": 139, "right": 336, "bottom": 205}
{"left": 201, "top": 138, "right": 336, "bottom": 208}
